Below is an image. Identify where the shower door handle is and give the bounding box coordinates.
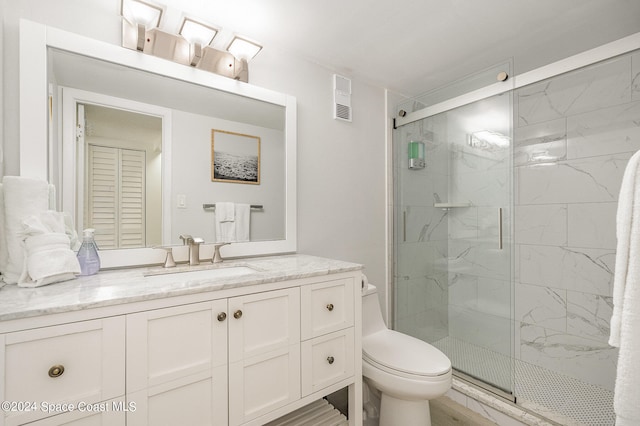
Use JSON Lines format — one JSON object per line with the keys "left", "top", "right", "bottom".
{"left": 403, "top": 210, "right": 407, "bottom": 242}
{"left": 497, "top": 208, "right": 503, "bottom": 250}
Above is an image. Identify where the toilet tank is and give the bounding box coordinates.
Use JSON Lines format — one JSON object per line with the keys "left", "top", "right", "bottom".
{"left": 362, "top": 284, "right": 388, "bottom": 337}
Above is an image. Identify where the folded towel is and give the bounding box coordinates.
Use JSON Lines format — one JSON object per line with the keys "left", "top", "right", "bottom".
{"left": 216, "top": 202, "right": 235, "bottom": 222}
{"left": 21, "top": 210, "right": 66, "bottom": 235}
{"left": 235, "top": 203, "right": 250, "bottom": 242}
{"left": 2, "top": 176, "right": 51, "bottom": 284}
{"left": 609, "top": 149, "right": 640, "bottom": 425}
{"left": 18, "top": 233, "right": 80, "bottom": 287}
{"left": 215, "top": 202, "right": 236, "bottom": 243}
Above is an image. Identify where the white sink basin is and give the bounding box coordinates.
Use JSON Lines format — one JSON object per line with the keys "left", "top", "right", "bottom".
{"left": 145, "top": 266, "right": 256, "bottom": 283}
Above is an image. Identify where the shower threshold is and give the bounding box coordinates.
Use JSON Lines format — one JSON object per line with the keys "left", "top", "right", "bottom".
{"left": 453, "top": 368, "right": 516, "bottom": 403}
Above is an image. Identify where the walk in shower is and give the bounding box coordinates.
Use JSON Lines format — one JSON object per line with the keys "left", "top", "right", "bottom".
{"left": 392, "top": 47, "right": 640, "bottom": 425}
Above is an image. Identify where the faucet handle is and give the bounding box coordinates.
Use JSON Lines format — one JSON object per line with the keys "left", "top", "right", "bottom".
{"left": 179, "top": 234, "right": 193, "bottom": 245}
{"left": 153, "top": 246, "right": 176, "bottom": 268}
{"left": 212, "top": 242, "right": 230, "bottom": 263}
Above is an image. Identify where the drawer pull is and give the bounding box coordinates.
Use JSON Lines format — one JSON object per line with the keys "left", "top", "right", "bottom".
{"left": 233, "top": 310, "right": 243, "bottom": 319}
{"left": 48, "top": 365, "right": 65, "bottom": 378}
{"left": 327, "top": 356, "right": 335, "bottom": 365}
{"left": 326, "top": 303, "right": 334, "bottom": 312}
{"left": 217, "top": 312, "right": 227, "bottom": 322}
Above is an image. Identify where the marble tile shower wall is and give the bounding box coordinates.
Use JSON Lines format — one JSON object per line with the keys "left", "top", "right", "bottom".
{"left": 394, "top": 113, "right": 450, "bottom": 344}
{"left": 513, "top": 50, "right": 640, "bottom": 390}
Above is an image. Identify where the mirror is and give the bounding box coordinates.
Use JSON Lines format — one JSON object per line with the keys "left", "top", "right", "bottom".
{"left": 19, "top": 20, "right": 297, "bottom": 267}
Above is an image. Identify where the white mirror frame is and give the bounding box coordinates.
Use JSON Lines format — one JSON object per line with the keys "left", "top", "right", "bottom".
{"left": 19, "top": 19, "right": 297, "bottom": 268}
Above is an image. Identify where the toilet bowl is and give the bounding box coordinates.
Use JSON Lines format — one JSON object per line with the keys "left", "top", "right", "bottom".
{"left": 362, "top": 283, "right": 451, "bottom": 426}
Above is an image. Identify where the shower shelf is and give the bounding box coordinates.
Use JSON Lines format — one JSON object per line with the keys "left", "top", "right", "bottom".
{"left": 434, "top": 202, "right": 473, "bottom": 210}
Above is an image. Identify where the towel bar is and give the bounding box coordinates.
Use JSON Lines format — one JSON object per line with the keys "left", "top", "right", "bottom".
{"left": 202, "top": 204, "right": 263, "bottom": 210}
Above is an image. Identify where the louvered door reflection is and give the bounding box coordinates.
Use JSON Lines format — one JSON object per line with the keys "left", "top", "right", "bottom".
{"left": 87, "top": 145, "right": 146, "bottom": 249}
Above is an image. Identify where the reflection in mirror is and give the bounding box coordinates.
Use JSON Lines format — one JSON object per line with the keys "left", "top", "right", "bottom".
{"left": 82, "top": 104, "right": 162, "bottom": 249}
{"left": 51, "top": 48, "right": 286, "bottom": 248}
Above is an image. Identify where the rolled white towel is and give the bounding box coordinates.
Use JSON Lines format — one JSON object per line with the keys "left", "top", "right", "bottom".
{"left": 2, "top": 176, "right": 50, "bottom": 284}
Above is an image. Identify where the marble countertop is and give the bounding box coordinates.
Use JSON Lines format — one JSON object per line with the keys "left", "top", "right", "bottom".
{"left": 0, "top": 254, "right": 362, "bottom": 322}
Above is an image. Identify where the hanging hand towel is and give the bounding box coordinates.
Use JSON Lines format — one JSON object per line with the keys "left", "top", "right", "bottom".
{"left": 2, "top": 176, "right": 51, "bottom": 284}
{"left": 215, "top": 202, "right": 236, "bottom": 243}
{"left": 609, "top": 149, "right": 640, "bottom": 426}
{"left": 235, "top": 203, "right": 250, "bottom": 242}
{"left": 216, "top": 202, "right": 235, "bottom": 222}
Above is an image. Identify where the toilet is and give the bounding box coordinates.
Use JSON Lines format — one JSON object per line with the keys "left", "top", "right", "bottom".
{"left": 362, "top": 283, "right": 452, "bottom": 426}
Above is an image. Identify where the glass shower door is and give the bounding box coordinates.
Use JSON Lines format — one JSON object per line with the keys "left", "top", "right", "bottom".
{"left": 393, "top": 92, "right": 514, "bottom": 394}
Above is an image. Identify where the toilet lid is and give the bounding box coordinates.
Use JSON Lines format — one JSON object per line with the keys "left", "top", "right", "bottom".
{"left": 363, "top": 330, "right": 451, "bottom": 377}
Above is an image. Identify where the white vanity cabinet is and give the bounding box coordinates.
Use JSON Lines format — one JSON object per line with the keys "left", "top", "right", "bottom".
{"left": 0, "top": 261, "right": 362, "bottom": 426}
{"left": 126, "top": 288, "right": 301, "bottom": 426}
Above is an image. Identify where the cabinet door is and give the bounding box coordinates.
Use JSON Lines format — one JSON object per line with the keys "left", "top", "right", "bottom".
{"left": 0, "top": 317, "right": 125, "bottom": 426}
{"left": 126, "top": 300, "right": 228, "bottom": 426}
{"left": 228, "top": 288, "right": 301, "bottom": 425}
{"left": 228, "top": 287, "right": 300, "bottom": 362}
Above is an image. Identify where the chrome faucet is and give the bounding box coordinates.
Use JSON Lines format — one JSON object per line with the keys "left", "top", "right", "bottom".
{"left": 179, "top": 234, "right": 204, "bottom": 265}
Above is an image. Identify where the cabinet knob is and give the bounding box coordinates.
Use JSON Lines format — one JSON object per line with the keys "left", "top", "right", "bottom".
{"left": 48, "top": 364, "right": 65, "bottom": 378}
{"left": 327, "top": 356, "right": 335, "bottom": 365}
{"left": 326, "top": 303, "right": 334, "bottom": 312}
{"left": 217, "top": 312, "right": 227, "bottom": 322}
{"left": 233, "top": 310, "right": 243, "bottom": 319}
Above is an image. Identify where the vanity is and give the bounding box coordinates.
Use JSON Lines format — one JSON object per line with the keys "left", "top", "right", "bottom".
{"left": 9, "top": 18, "right": 363, "bottom": 426}
{"left": 0, "top": 255, "right": 363, "bottom": 425}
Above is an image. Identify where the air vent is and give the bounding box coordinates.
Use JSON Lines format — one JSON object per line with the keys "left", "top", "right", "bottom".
{"left": 333, "top": 74, "right": 352, "bottom": 122}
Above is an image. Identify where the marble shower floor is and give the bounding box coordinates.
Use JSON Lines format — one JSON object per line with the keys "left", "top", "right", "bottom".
{"left": 432, "top": 336, "right": 615, "bottom": 426}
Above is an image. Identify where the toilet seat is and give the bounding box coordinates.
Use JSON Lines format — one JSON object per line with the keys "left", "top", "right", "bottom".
{"left": 363, "top": 330, "right": 451, "bottom": 378}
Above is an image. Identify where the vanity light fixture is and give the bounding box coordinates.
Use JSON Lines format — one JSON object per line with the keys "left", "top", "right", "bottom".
{"left": 120, "top": 0, "right": 261, "bottom": 83}
{"left": 227, "top": 36, "right": 262, "bottom": 61}
{"left": 179, "top": 17, "right": 219, "bottom": 67}
{"left": 121, "top": 0, "right": 164, "bottom": 51}
{"left": 226, "top": 36, "right": 262, "bottom": 83}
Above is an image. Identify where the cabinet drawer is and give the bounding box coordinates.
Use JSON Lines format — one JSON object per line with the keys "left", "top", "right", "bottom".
{"left": 301, "top": 328, "right": 354, "bottom": 396}
{"left": 1, "top": 317, "right": 125, "bottom": 426}
{"left": 301, "top": 278, "right": 354, "bottom": 340}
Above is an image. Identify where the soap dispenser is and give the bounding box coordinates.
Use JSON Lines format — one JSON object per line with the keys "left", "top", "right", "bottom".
{"left": 77, "top": 228, "right": 101, "bottom": 276}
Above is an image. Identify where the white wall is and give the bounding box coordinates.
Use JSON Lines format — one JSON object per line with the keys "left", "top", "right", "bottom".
{"left": 170, "top": 109, "right": 285, "bottom": 244}
{"left": 250, "top": 46, "right": 388, "bottom": 312}
{"left": 1, "top": 0, "right": 388, "bottom": 312}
